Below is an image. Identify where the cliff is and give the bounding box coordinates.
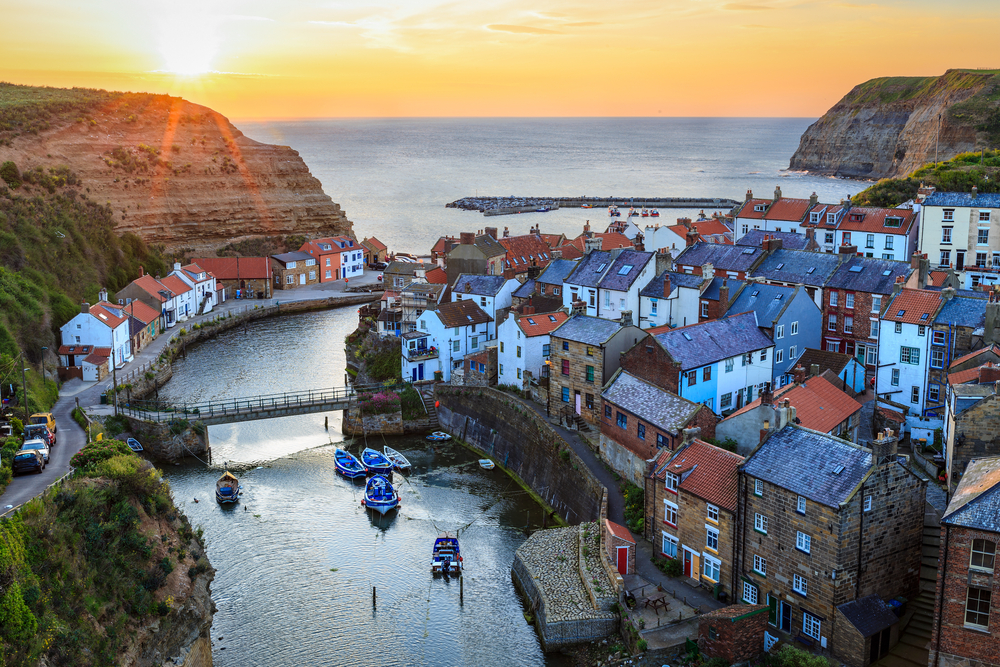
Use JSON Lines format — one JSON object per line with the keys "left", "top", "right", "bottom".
{"left": 0, "top": 84, "right": 353, "bottom": 253}
{"left": 790, "top": 70, "right": 1000, "bottom": 179}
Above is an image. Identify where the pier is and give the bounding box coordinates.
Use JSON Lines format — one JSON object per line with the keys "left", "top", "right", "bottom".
{"left": 447, "top": 195, "right": 740, "bottom": 216}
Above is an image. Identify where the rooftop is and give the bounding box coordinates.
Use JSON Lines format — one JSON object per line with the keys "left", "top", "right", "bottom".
{"left": 653, "top": 311, "right": 772, "bottom": 370}
{"left": 602, "top": 370, "right": 703, "bottom": 437}
{"left": 942, "top": 455, "right": 1000, "bottom": 532}
{"left": 272, "top": 251, "right": 314, "bottom": 264}
{"left": 826, "top": 256, "right": 912, "bottom": 294}
{"left": 597, "top": 250, "right": 654, "bottom": 292}
{"left": 157, "top": 274, "right": 192, "bottom": 296}
{"left": 750, "top": 247, "right": 843, "bottom": 287}
{"left": 499, "top": 234, "right": 552, "bottom": 270}
{"left": 473, "top": 233, "right": 508, "bottom": 258}
{"left": 737, "top": 229, "right": 815, "bottom": 251}
{"left": 935, "top": 296, "right": 986, "bottom": 328}
{"left": 792, "top": 348, "right": 857, "bottom": 376}
{"left": 655, "top": 439, "right": 744, "bottom": 513}
{"left": 190, "top": 257, "right": 270, "bottom": 280}
{"left": 924, "top": 192, "right": 1000, "bottom": 208}
{"left": 517, "top": 311, "right": 568, "bottom": 337}
{"left": 639, "top": 271, "right": 704, "bottom": 298}
{"left": 838, "top": 595, "right": 900, "bottom": 638}
{"left": 536, "top": 258, "right": 578, "bottom": 286}
{"left": 512, "top": 279, "right": 535, "bottom": 299}
{"left": 837, "top": 207, "right": 916, "bottom": 234}
{"left": 674, "top": 242, "right": 765, "bottom": 273}
{"left": 950, "top": 344, "right": 1000, "bottom": 370}
{"left": 551, "top": 314, "right": 624, "bottom": 346}
{"left": 452, "top": 274, "right": 509, "bottom": 297}
{"left": 124, "top": 299, "right": 160, "bottom": 325}
{"left": 129, "top": 274, "right": 169, "bottom": 302}
{"left": 565, "top": 250, "right": 614, "bottom": 288}
{"left": 724, "top": 283, "right": 799, "bottom": 327}
{"left": 434, "top": 299, "right": 493, "bottom": 329}
{"left": 883, "top": 289, "right": 943, "bottom": 325}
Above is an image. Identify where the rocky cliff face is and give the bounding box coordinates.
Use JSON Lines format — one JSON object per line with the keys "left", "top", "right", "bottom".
{"left": 790, "top": 70, "right": 998, "bottom": 180}
{"left": 0, "top": 94, "right": 352, "bottom": 253}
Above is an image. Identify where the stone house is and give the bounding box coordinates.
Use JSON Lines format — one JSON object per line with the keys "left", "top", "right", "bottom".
{"left": 547, "top": 314, "right": 643, "bottom": 424}
{"left": 925, "top": 291, "right": 990, "bottom": 419}
{"left": 928, "top": 455, "right": 1000, "bottom": 667}
{"left": 114, "top": 270, "right": 171, "bottom": 329}
{"left": 738, "top": 426, "right": 926, "bottom": 654}
{"left": 445, "top": 231, "right": 507, "bottom": 283}
{"left": 383, "top": 261, "right": 436, "bottom": 290}
{"left": 832, "top": 595, "right": 901, "bottom": 667}
{"left": 458, "top": 346, "right": 497, "bottom": 387}
{"left": 673, "top": 241, "right": 767, "bottom": 279}
{"left": 944, "top": 380, "right": 1000, "bottom": 492}
{"left": 599, "top": 369, "right": 716, "bottom": 485}
{"left": 919, "top": 190, "right": 1000, "bottom": 282}
{"left": 123, "top": 299, "right": 160, "bottom": 354}
{"left": 698, "top": 604, "right": 769, "bottom": 665}
{"left": 876, "top": 288, "right": 945, "bottom": 415}
{"left": 496, "top": 310, "right": 568, "bottom": 390}
{"left": 271, "top": 251, "right": 319, "bottom": 290}
{"left": 605, "top": 519, "right": 636, "bottom": 576}
{"left": 190, "top": 257, "right": 272, "bottom": 299}
{"left": 452, "top": 274, "right": 520, "bottom": 339}
{"left": 646, "top": 437, "right": 744, "bottom": 600}
{"left": 750, "top": 246, "right": 845, "bottom": 310}
{"left": 401, "top": 299, "right": 493, "bottom": 383}
{"left": 360, "top": 236, "right": 388, "bottom": 265}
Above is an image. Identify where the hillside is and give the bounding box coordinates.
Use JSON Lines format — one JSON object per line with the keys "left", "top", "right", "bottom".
{"left": 790, "top": 69, "right": 1000, "bottom": 179}
{"left": 0, "top": 83, "right": 353, "bottom": 254}
{"left": 852, "top": 149, "right": 1000, "bottom": 208}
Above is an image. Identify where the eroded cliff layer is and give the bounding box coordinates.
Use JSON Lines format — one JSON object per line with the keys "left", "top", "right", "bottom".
{"left": 790, "top": 70, "right": 999, "bottom": 180}
{"left": 0, "top": 87, "right": 352, "bottom": 253}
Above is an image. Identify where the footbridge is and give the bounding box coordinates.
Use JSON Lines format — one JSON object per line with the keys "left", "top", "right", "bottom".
{"left": 122, "top": 384, "right": 393, "bottom": 425}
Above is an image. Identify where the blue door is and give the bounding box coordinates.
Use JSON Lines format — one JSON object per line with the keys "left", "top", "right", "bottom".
{"left": 418, "top": 363, "right": 424, "bottom": 381}
{"left": 411, "top": 367, "right": 418, "bottom": 382}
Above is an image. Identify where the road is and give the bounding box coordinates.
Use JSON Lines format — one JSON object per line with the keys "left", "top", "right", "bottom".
{"left": 1, "top": 272, "right": 384, "bottom": 513}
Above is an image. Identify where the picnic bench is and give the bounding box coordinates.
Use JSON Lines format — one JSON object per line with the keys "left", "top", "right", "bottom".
{"left": 643, "top": 591, "right": 669, "bottom": 615}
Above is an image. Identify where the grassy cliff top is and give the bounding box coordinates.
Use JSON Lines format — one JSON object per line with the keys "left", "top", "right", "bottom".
{"left": 0, "top": 83, "right": 123, "bottom": 137}
{"left": 843, "top": 69, "right": 999, "bottom": 106}
{"left": 853, "top": 149, "right": 1000, "bottom": 208}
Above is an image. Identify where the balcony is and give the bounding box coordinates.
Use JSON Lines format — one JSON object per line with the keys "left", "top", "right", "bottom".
{"left": 406, "top": 346, "right": 439, "bottom": 361}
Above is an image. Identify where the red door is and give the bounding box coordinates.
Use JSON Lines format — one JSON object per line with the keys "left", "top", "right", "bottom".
{"left": 683, "top": 550, "right": 692, "bottom": 577}
{"left": 616, "top": 546, "right": 629, "bottom": 575}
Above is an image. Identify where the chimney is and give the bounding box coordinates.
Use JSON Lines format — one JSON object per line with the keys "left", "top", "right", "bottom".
{"left": 98, "top": 287, "right": 108, "bottom": 303}
{"left": 793, "top": 365, "right": 806, "bottom": 385}
{"left": 503, "top": 226, "right": 510, "bottom": 238}
{"left": 464, "top": 281, "right": 472, "bottom": 293}
{"left": 460, "top": 232, "right": 475, "bottom": 245}
{"left": 919, "top": 253, "right": 930, "bottom": 288}
{"left": 682, "top": 227, "right": 698, "bottom": 247}
{"left": 841, "top": 196, "right": 852, "bottom": 209}
{"left": 415, "top": 269, "right": 426, "bottom": 279}
{"left": 138, "top": 265, "right": 144, "bottom": 277}
{"left": 745, "top": 189, "right": 753, "bottom": 203}
{"left": 681, "top": 427, "right": 701, "bottom": 447}
{"left": 777, "top": 398, "right": 797, "bottom": 429}
{"left": 522, "top": 305, "right": 535, "bottom": 315}
{"left": 656, "top": 248, "right": 673, "bottom": 276}
{"left": 839, "top": 244, "right": 858, "bottom": 257}
{"left": 702, "top": 263, "right": 715, "bottom": 282}
{"left": 773, "top": 186, "right": 782, "bottom": 203}
{"left": 81, "top": 302, "right": 91, "bottom": 314}
{"left": 584, "top": 221, "right": 591, "bottom": 233}
{"left": 173, "top": 262, "right": 181, "bottom": 271}
{"left": 663, "top": 274, "right": 672, "bottom": 299}
{"left": 584, "top": 236, "right": 603, "bottom": 254}
{"left": 572, "top": 300, "right": 587, "bottom": 316}
{"left": 763, "top": 236, "right": 783, "bottom": 253}
{"left": 620, "top": 310, "right": 633, "bottom": 327}
{"left": 942, "top": 286, "right": 957, "bottom": 301}
{"left": 678, "top": 217, "right": 693, "bottom": 230}
{"left": 530, "top": 224, "right": 539, "bottom": 235}
{"left": 972, "top": 186, "right": 979, "bottom": 199}
{"left": 759, "top": 382, "right": 773, "bottom": 407}
{"left": 527, "top": 265, "right": 542, "bottom": 280}
{"left": 986, "top": 293, "right": 1000, "bottom": 345}
{"left": 892, "top": 275, "right": 905, "bottom": 296}
{"left": 551, "top": 249, "right": 562, "bottom": 260}
{"left": 718, "top": 278, "right": 730, "bottom": 314}
{"left": 910, "top": 252, "right": 921, "bottom": 270}
{"left": 810, "top": 363, "right": 820, "bottom": 378}
{"left": 871, "top": 427, "right": 898, "bottom": 465}
{"left": 484, "top": 227, "right": 498, "bottom": 239}
{"left": 809, "top": 192, "right": 818, "bottom": 207}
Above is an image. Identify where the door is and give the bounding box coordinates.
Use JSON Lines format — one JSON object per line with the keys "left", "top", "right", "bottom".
{"left": 299, "top": 273, "right": 306, "bottom": 285}
{"left": 956, "top": 250, "right": 965, "bottom": 270}
{"left": 683, "top": 550, "right": 692, "bottom": 577}
{"left": 575, "top": 391, "right": 582, "bottom": 415}
{"left": 418, "top": 363, "right": 424, "bottom": 381}
{"left": 411, "top": 367, "right": 418, "bottom": 382}
{"left": 767, "top": 595, "right": 778, "bottom": 626}
{"left": 616, "top": 546, "right": 629, "bottom": 575}
{"left": 779, "top": 601, "right": 792, "bottom": 633}
{"left": 690, "top": 553, "right": 700, "bottom": 581}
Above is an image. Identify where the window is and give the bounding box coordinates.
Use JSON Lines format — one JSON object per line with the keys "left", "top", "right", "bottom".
{"left": 971, "top": 540, "right": 996, "bottom": 571}
{"left": 931, "top": 349, "right": 944, "bottom": 368}
{"left": 866, "top": 234, "right": 875, "bottom": 249}
{"left": 586, "top": 346, "right": 594, "bottom": 357}
{"left": 586, "top": 365, "right": 595, "bottom": 382}
{"left": 703, "top": 367, "right": 712, "bottom": 381}
{"left": 942, "top": 226, "right": 953, "bottom": 243}
{"left": 797, "top": 496, "right": 806, "bottom": 514}
{"left": 651, "top": 299, "right": 657, "bottom": 315}
{"left": 703, "top": 555, "right": 721, "bottom": 582}
{"left": 803, "top": 613, "right": 821, "bottom": 640}
{"left": 843, "top": 232, "right": 851, "bottom": 245}
{"left": 604, "top": 291, "right": 610, "bottom": 308}
{"left": 657, "top": 433, "right": 668, "bottom": 449}
{"left": 453, "top": 340, "right": 461, "bottom": 352}
{"left": 965, "top": 588, "right": 991, "bottom": 629}
{"left": 662, "top": 532, "right": 678, "bottom": 559}
{"left": 499, "top": 363, "right": 504, "bottom": 375}
{"left": 616, "top": 411, "right": 627, "bottom": 429}
{"left": 776, "top": 349, "right": 784, "bottom": 364}
{"left": 309, "top": 271, "right": 316, "bottom": 280}
{"left": 701, "top": 302, "right": 709, "bottom": 318}
{"left": 885, "top": 236, "right": 894, "bottom": 249}
{"left": 932, "top": 331, "right": 946, "bottom": 346}
{"left": 742, "top": 354, "right": 750, "bottom": 366}
{"left": 721, "top": 392, "right": 732, "bottom": 409}
{"left": 638, "top": 422, "right": 646, "bottom": 440}
{"left": 846, "top": 293, "right": 855, "bottom": 309}
{"left": 516, "top": 345, "right": 521, "bottom": 358}
{"left": 789, "top": 345, "right": 796, "bottom": 359}
{"left": 688, "top": 371, "right": 697, "bottom": 387}
{"left": 553, "top": 286, "right": 561, "bottom": 296}
{"left": 517, "top": 368, "right": 522, "bottom": 379}
{"left": 755, "top": 513, "right": 768, "bottom": 534}
{"left": 828, "top": 314, "right": 837, "bottom": 331}
{"left": 791, "top": 321, "right": 798, "bottom": 335}
{"left": 561, "top": 359, "right": 569, "bottom": 375}
{"left": 845, "top": 316, "right": 854, "bottom": 334}
{"left": 286, "top": 275, "right": 294, "bottom": 284}
{"left": 891, "top": 368, "right": 900, "bottom": 386}
{"left": 776, "top": 324, "right": 784, "bottom": 339}
{"left": 829, "top": 291, "right": 838, "bottom": 307}
{"left": 707, "top": 504, "right": 719, "bottom": 522}
{"left": 562, "top": 341, "right": 569, "bottom": 351}
{"left": 929, "top": 385, "right": 940, "bottom": 402}
{"left": 940, "top": 250, "right": 951, "bottom": 266}
{"left": 895, "top": 321, "right": 902, "bottom": 334}
{"left": 825, "top": 231, "right": 834, "bottom": 244}
{"left": 793, "top": 574, "right": 808, "bottom": 596}
{"left": 325, "top": 269, "right": 331, "bottom": 279}
{"left": 562, "top": 386, "right": 569, "bottom": 402}
{"left": 864, "top": 495, "right": 873, "bottom": 512}
{"left": 901, "top": 346, "right": 920, "bottom": 364}
{"left": 706, "top": 526, "right": 719, "bottom": 551}
{"left": 725, "top": 358, "right": 734, "bottom": 373}
{"left": 754, "top": 479, "right": 763, "bottom": 496}
{"left": 666, "top": 472, "right": 678, "bottom": 493}
{"left": 663, "top": 500, "right": 677, "bottom": 526}
{"left": 883, "top": 253, "right": 894, "bottom": 260}
{"left": 760, "top": 348, "right": 767, "bottom": 361}
{"left": 978, "top": 252, "right": 988, "bottom": 267}
{"left": 872, "top": 295, "right": 882, "bottom": 314}
{"left": 796, "top": 531, "right": 812, "bottom": 553}
{"left": 979, "top": 228, "right": 990, "bottom": 245}
{"left": 605, "top": 403, "right": 612, "bottom": 419}
{"left": 870, "top": 320, "right": 879, "bottom": 338}
{"left": 471, "top": 337, "right": 479, "bottom": 350}
{"left": 743, "top": 581, "right": 758, "bottom": 605}
{"left": 981, "top": 211, "right": 992, "bottom": 222}
{"left": 753, "top": 554, "right": 767, "bottom": 576}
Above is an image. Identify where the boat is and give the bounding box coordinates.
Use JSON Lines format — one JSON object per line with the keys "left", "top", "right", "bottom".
{"left": 362, "top": 475, "right": 399, "bottom": 515}
{"left": 432, "top": 532, "right": 463, "bottom": 575}
{"left": 361, "top": 447, "right": 394, "bottom": 475}
{"left": 334, "top": 448, "right": 366, "bottom": 478}
{"left": 479, "top": 459, "right": 495, "bottom": 470}
{"left": 126, "top": 437, "right": 143, "bottom": 452}
{"left": 383, "top": 446, "right": 411, "bottom": 471}
{"left": 650, "top": 209, "right": 660, "bottom": 217}
{"left": 215, "top": 471, "right": 241, "bottom": 504}
{"left": 582, "top": 204, "right": 594, "bottom": 209}
{"left": 426, "top": 431, "right": 451, "bottom": 442}
{"left": 641, "top": 208, "right": 649, "bottom": 217}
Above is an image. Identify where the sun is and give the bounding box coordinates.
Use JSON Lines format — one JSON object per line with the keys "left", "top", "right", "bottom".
{"left": 158, "top": 19, "right": 218, "bottom": 76}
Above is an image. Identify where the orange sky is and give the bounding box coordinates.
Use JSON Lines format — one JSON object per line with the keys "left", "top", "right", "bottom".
{"left": 2, "top": 0, "right": 998, "bottom": 118}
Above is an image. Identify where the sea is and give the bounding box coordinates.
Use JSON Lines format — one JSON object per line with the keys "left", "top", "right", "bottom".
{"left": 236, "top": 117, "right": 867, "bottom": 256}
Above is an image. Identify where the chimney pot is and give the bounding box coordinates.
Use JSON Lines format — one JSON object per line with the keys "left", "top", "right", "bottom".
{"left": 793, "top": 365, "right": 806, "bottom": 384}
{"left": 972, "top": 186, "right": 979, "bottom": 199}
{"left": 81, "top": 302, "right": 91, "bottom": 314}
{"left": 810, "top": 363, "right": 820, "bottom": 378}
{"left": 139, "top": 265, "right": 144, "bottom": 277}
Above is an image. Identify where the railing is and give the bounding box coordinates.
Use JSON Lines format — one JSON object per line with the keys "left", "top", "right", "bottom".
{"left": 406, "top": 348, "right": 439, "bottom": 361}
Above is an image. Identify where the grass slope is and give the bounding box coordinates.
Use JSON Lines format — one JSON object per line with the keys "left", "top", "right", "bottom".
{"left": 853, "top": 149, "right": 1000, "bottom": 208}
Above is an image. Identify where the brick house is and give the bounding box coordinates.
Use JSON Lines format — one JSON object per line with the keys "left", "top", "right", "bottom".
{"left": 646, "top": 437, "right": 744, "bottom": 601}
{"left": 360, "top": 236, "right": 388, "bottom": 265}
{"left": 599, "top": 369, "right": 716, "bottom": 485}
{"left": 928, "top": 455, "right": 1000, "bottom": 667}
{"left": 271, "top": 251, "right": 319, "bottom": 289}
{"left": 738, "top": 426, "right": 926, "bottom": 654}
{"left": 535, "top": 258, "right": 578, "bottom": 300}
{"left": 605, "top": 519, "right": 636, "bottom": 576}
{"left": 547, "top": 314, "right": 643, "bottom": 424}
{"left": 698, "top": 604, "right": 770, "bottom": 664}
{"left": 458, "top": 347, "right": 497, "bottom": 387}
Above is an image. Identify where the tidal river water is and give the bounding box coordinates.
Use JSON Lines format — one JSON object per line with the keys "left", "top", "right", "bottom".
{"left": 158, "top": 307, "right": 557, "bottom": 666}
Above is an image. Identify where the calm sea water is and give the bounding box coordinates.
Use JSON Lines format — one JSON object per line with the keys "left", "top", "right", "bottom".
{"left": 237, "top": 118, "right": 865, "bottom": 255}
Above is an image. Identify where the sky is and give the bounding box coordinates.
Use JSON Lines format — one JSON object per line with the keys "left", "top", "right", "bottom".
{"left": 2, "top": 0, "right": 998, "bottom": 119}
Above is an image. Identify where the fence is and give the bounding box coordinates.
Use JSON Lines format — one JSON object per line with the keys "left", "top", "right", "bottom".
{"left": 1, "top": 469, "right": 75, "bottom": 519}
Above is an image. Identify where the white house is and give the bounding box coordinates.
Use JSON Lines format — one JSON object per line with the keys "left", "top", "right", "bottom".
{"left": 497, "top": 310, "right": 569, "bottom": 388}
{"left": 876, "top": 288, "right": 944, "bottom": 414}
{"left": 830, "top": 207, "right": 919, "bottom": 262}
{"left": 638, "top": 271, "right": 705, "bottom": 329}
{"left": 732, "top": 188, "right": 827, "bottom": 242}
{"left": 595, "top": 250, "right": 655, "bottom": 324}
{"left": 59, "top": 296, "right": 133, "bottom": 369}
{"left": 451, "top": 274, "right": 519, "bottom": 338}
{"left": 562, "top": 249, "right": 614, "bottom": 317}
{"left": 401, "top": 300, "right": 493, "bottom": 383}
{"left": 158, "top": 274, "right": 195, "bottom": 324}
{"left": 334, "top": 236, "right": 365, "bottom": 279}
{"left": 168, "top": 262, "right": 219, "bottom": 315}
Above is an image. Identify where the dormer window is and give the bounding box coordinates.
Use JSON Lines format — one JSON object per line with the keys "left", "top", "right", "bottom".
{"left": 850, "top": 213, "right": 864, "bottom": 222}
{"left": 754, "top": 204, "right": 765, "bottom": 212}
{"left": 884, "top": 216, "right": 902, "bottom": 228}
{"left": 810, "top": 212, "right": 819, "bottom": 223}
{"left": 827, "top": 213, "right": 836, "bottom": 224}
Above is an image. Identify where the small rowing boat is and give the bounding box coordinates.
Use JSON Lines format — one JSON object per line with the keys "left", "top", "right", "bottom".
{"left": 215, "top": 471, "right": 241, "bottom": 504}
{"left": 479, "top": 459, "right": 495, "bottom": 470}
{"left": 383, "top": 446, "right": 411, "bottom": 471}
{"left": 362, "top": 475, "right": 399, "bottom": 515}
{"left": 432, "top": 532, "right": 463, "bottom": 575}
{"left": 426, "top": 431, "right": 451, "bottom": 442}
{"left": 126, "top": 438, "right": 143, "bottom": 452}
{"left": 361, "top": 447, "right": 394, "bottom": 475}
{"left": 334, "top": 448, "right": 366, "bottom": 478}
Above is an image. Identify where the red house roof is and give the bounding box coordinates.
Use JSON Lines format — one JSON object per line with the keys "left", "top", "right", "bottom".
{"left": 82, "top": 347, "right": 111, "bottom": 365}
{"left": 950, "top": 344, "right": 1000, "bottom": 369}
{"left": 499, "top": 234, "right": 552, "bottom": 271}
{"left": 159, "top": 274, "right": 192, "bottom": 295}
{"left": 605, "top": 519, "right": 635, "bottom": 544}
{"left": 425, "top": 267, "right": 448, "bottom": 284}
{"left": 131, "top": 274, "right": 169, "bottom": 302}
{"left": 883, "top": 289, "right": 943, "bottom": 326}
{"left": 125, "top": 300, "right": 161, "bottom": 325}
{"left": 190, "top": 257, "right": 271, "bottom": 280}
{"left": 724, "top": 376, "right": 861, "bottom": 435}
{"left": 838, "top": 207, "right": 916, "bottom": 234}
{"left": 89, "top": 303, "right": 128, "bottom": 329}
{"left": 658, "top": 439, "right": 743, "bottom": 513}
{"left": 517, "top": 311, "right": 568, "bottom": 337}
{"left": 565, "top": 232, "right": 633, "bottom": 253}
{"left": 363, "top": 236, "right": 387, "bottom": 251}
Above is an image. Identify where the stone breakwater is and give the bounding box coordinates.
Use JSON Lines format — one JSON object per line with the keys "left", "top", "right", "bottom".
{"left": 447, "top": 196, "right": 740, "bottom": 214}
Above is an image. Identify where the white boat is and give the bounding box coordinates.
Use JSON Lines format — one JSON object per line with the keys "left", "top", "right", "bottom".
{"left": 426, "top": 431, "right": 451, "bottom": 442}
{"left": 478, "top": 459, "right": 495, "bottom": 470}
{"left": 384, "top": 446, "right": 412, "bottom": 471}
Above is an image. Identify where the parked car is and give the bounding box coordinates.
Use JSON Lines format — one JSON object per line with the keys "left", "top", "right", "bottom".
{"left": 21, "top": 438, "right": 49, "bottom": 463}
{"left": 23, "top": 423, "right": 55, "bottom": 447}
{"left": 29, "top": 412, "right": 56, "bottom": 433}
{"left": 12, "top": 449, "right": 44, "bottom": 475}
{"left": 370, "top": 262, "right": 388, "bottom": 270}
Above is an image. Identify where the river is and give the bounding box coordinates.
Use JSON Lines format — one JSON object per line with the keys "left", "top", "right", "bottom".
{"left": 158, "top": 307, "right": 558, "bottom": 666}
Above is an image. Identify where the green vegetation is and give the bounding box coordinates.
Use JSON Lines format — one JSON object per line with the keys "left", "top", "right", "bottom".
{"left": 0, "top": 83, "right": 119, "bottom": 139}
{"left": 707, "top": 437, "right": 739, "bottom": 453}
{"left": 854, "top": 149, "right": 1000, "bottom": 207}
{"left": 622, "top": 481, "right": 644, "bottom": 533}
{"left": 651, "top": 552, "right": 683, "bottom": 577}
{"left": 399, "top": 384, "right": 425, "bottom": 420}
{"left": 1, "top": 441, "right": 202, "bottom": 665}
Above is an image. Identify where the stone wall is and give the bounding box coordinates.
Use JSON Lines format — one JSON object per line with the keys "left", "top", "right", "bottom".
{"left": 620, "top": 334, "right": 680, "bottom": 395}
{"left": 124, "top": 416, "right": 211, "bottom": 463}
{"left": 952, "top": 394, "right": 1000, "bottom": 485}
{"left": 435, "top": 385, "right": 604, "bottom": 524}
{"left": 698, "top": 605, "right": 769, "bottom": 664}
{"left": 342, "top": 408, "right": 404, "bottom": 436}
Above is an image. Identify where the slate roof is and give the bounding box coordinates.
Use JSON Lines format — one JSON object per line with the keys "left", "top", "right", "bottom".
{"left": 826, "top": 256, "right": 912, "bottom": 295}
{"left": 725, "top": 283, "right": 797, "bottom": 326}
{"left": 924, "top": 192, "right": 1000, "bottom": 208}
{"left": 751, "top": 248, "right": 843, "bottom": 287}
{"left": 272, "top": 251, "right": 314, "bottom": 264}
{"left": 942, "top": 455, "right": 1000, "bottom": 532}
{"left": 473, "top": 234, "right": 507, "bottom": 258}
{"left": 935, "top": 296, "right": 987, "bottom": 328}
{"left": 950, "top": 344, "right": 1000, "bottom": 369}
{"left": 191, "top": 257, "right": 270, "bottom": 280}
{"left": 741, "top": 425, "right": 873, "bottom": 508}
{"left": 883, "top": 289, "right": 943, "bottom": 325}
{"left": 537, "top": 258, "right": 579, "bottom": 286}
{"left": 513, "top": 279, "right": 535, "bottom": 298}
{"left": 434, "top": 300, "right": 493, "bottom": 328}
{"left": 453, "top": 274, "right": 508, "bottom": 297}
{"left": 653, "top": 311, "right": 772, "bottom": 370}
{"left": 656, "top": 439, "right": 744, "bottom": 513}
{"left": 639, "top": 271, "right": 704, "bottom": 298}
{"left": 838, "top": 595, "right": 900, "bottom": 638}
{"left": 702, "top": 277, "right": 744, "bottom": 300}
{"left": 565, "top": 250, "right": 614, "bottom": 288}
{"left": 551, "top": 314, "right": 623, "bottom": 346}
{"left": 602, "top": 370, "right": 703, "bottom": 436}
{"left": 384, "top": 261, "right": 435, "bottom": 276}
{"left": 793, "top": 348, "right": 855, "bottom": 375}
{"left": 675, "top": 242, "right": 764, "bottom": 273}
{"left": 737, "top": 229, "right": 814, "bottom": 250}
{"left": 518, "top": 311, "right": 568, "bottom": 337}
{"left": 598, "top": 250, "right": 654, "bottom": 292}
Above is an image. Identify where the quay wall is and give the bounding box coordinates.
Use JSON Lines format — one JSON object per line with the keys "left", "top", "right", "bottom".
{"left": 434, "top": 385, "right": 604, "bottom": 525}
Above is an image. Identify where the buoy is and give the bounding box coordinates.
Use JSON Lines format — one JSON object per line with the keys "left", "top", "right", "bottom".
{"left": 435, "top": 401, "right": 440, "bottom": 408}
{"left": 361, "top": 499, "right": 366, "bottom": 505}
{"left": 194, "top": 498, "right": 199, "bottom": 503}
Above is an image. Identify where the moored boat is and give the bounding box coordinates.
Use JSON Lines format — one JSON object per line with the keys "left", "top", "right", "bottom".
{"left": 334, "top": 448, "right": 366, "bottom": 478}
{"left": 383, "top": 446, "right": 411, "bottom": 471}
{"left": 650, "top": 209, "right": 660, "bottom": 217}
{"left": 479, "top": 459, "right": 495, "bottom": 470}
{"left": 362, "top": 475, "right": 399, "bottom": 515}
{"left": 361, "top": 447, "right": 393, "bottom": 475}
{"left": 126, "top": 438, "right": 143, "bottom": 452}
{"left": 215, "top": 471, "right": 241, "bottom": 504}
{"left": 426, "top": 431, "right": 451, "bottom": 442}
{"left": 432, "top": 532, "right": 463, "bottom": 575}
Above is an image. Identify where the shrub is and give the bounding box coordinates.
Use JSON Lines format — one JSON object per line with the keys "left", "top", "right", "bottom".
{"left": 652, "top": 553, "right": 683, "bottom": 577}
{"left": 0, "top": 160, "right": 21, "bottom": 189}
{"left": 358, "top": 390, "right": 401, "bottom": 416}
{"left": 637, "top": 639, "right": 648, "bottom": 652}
{"left": 69, "top": 439, "right": 134, "bottom": 471}
{"left": 772, "top": 644, "right": 833, "bottom": 667}
{"left": 622, "top": 482, "right": 644, "bottom": 533}
{"left": 707, "top": 437, "right": 739, "bottom": 453}
{"left": 399, "top": 384, "right": 425, "bottom": 420}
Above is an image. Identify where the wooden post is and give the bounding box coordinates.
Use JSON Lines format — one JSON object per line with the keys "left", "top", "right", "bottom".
{"left": 372, "top": 586, "right": 376, "bottom": 609}
{"left": 325, "top": 416, "right": 329, "bottom": 430}
{"left": 460, "top": 575, "right": 464, "bottom": 605}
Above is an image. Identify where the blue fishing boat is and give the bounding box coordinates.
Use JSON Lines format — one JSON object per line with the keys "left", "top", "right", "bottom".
{"left": 362, "top": 475, "right": 399, "bottom": 515}
{"left": 215, "top": 471, "right": 241, "bottom": 504}
{"left": 361, "top": 447, "right": 393, "bottom": 475}
{"left": 431, "top": 532, "right": 463, "bottom": 575}
{"left": 426, "top": 431, "right": 451, "bottom": 442}
{"left": 334, "top": 448, "right": 366, "bottom": 479}
{"left": 126, "top": 438, "right": 143, "bottom": 452}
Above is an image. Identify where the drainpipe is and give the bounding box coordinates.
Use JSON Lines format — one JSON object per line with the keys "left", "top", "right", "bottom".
{"left": 736, "top": 468, "right": 747, "bottom": 599}
{"left": 855, "top": 477, "right": 865, "bottom": 600}
{"left": 932, "top": 523, "right": 950, "bottom": 667}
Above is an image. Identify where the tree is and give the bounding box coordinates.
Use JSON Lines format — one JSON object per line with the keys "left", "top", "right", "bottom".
{"left": 0, "top": 161, "right": 21, "bottom": 189}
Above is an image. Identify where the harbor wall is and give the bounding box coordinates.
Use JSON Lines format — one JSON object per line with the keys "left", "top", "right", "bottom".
{"left": 434, "top": 385, "right": 604, "bottom": 524}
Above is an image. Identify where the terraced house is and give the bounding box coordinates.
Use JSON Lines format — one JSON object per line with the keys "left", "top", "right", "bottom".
{"left": 673, "top": 241, "right": 767, "bottom": 280}
{"left": 732, "top": 188, "right": 826, "bottom": 241}
{"left": 925, "top": 290, "right": 991, "bottom": 419}
{"left": 919, "top": 190, "right": 1000, "bottom": 286}
{"left": 876, "top": 288, "right": 945, "bottom": 415}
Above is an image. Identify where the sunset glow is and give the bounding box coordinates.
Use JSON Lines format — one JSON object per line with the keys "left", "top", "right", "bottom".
{"left": 2, "top": 0, "right": 999, "bottom": 118}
